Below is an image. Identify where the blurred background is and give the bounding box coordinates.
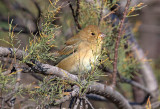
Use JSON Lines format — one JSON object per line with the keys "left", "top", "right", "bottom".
{"left": 0, "top": 0, "right": 160, "bottom": 108}
{"left": 130, "top": 0, "right": 160, "bottom": 83}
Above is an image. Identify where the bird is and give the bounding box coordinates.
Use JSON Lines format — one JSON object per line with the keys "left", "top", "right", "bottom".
{"left": 56, "top": 25, "right": 106, "bottom": 74}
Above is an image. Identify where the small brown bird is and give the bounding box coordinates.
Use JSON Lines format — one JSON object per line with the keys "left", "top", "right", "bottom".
{"left": 56, "top": 25, "right": 105, "bottom": 74}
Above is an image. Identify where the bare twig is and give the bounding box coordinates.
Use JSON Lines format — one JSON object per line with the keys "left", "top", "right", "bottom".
{"left": 80, "top": 98, "right": 83, "bottom": 109}
{"left": 73, "top": 98, "right": 80, "bottom": 109}
{"left": 68, "top": 0, "right": 81, "bottom": 30}
{"left": 83, "top": 97, "right": 95, "bottom": 109}
{"left": 76, "top": 0, "right": 80, "bottom": 19}
{"left": 112, "top": 0, "right": 131, "bottom": 88}
{"left": 84, "top": 97, "right": 88, "bottom": 109}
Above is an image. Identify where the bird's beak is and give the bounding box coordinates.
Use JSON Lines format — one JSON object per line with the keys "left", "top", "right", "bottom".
{"left": 99, "top": 33, "right": 106, "bottom": 38}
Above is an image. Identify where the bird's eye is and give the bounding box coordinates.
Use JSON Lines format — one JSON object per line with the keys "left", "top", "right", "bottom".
{"left": 91, "top": 32, "right": 95, "bottom": 35}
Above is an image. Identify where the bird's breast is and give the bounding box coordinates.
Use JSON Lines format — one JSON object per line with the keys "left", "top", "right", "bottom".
{"left": 56, "top": 43, "right": 102, "bottom": 74}
{"left": 74, "top": 46, "right": 101, "bottom": 73}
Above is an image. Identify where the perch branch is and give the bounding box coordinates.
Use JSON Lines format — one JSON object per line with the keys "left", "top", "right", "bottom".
{"left": 0, "top": 47, "right": 132, "bottom": 109}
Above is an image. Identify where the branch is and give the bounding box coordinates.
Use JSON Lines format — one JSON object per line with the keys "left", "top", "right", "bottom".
{"left": 88, "top": 83, "right": 132, "bottom": 109}
{"left": 73, "top": 98, "right": 80, "bottom": 109}
{"left": 26, "top": 63, "right": 132, "bottom": 109}
{"left": 99, "top": 64, "right": 151, "bottom": 95}
{"left": 0, "top": 47, "right": 27, "bottom": 60}
{"left": 129, "top": 37, "right": 158, "bottom": 97}
{"left": 117, "top": 73, "right": 152, "bottom": 95}
{"left": 0, "top": 47, "right": 132, "bottom": 109}
{"left": 110, "top": 0, "right": 158, "bottom": 98}
{"left": 112, "top": 0, "right": 131, "bottom": 88}
{"left": 68, "top": 0, "right": 81, "bottom": 30}
{"left": 54, "top": 86, "right": 79, "bottom": 105}
{"left": 79, "top": 98, "right": 83, "bottom": 109}
{"left": 86, "top": 93, "right": 106, "bottom": 101}
{"left": 83, "top": 96, "right": 95, "bottom": 109}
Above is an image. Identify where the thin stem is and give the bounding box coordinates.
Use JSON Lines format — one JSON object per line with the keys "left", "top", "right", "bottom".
{"left": 73, "top": 98, "right": 80, "bottom": 109}
{"left": 83, "top": 97, "right": 94, "bottom": 109}
{"left": 112, "top": 0, "right": 131, "bottom": 88}
{"left": 79, "top": 98, "right": 83, "bottom": 109}
{"left": 84, "top": 97, "right": 88, "bottom": 109}
{"left": 68, "top": 0, "right": 81, "bottom": 30}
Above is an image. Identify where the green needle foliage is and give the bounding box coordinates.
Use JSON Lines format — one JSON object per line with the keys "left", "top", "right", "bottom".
{"left": 28, "top": 76, "right": 71, "bottom": 106}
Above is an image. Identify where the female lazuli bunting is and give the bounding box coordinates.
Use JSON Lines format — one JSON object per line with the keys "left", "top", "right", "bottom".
{"left": 56, "top": 25, "right": 105, "bottom": 74}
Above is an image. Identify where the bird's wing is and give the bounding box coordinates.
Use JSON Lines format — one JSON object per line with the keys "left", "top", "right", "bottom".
{"left": 57, "top": 35, "right": 81, "bottom": 56}
{"left": 58, "top": 44, "right": 78, "bottom": 56}
{"left": 65, "top": 34, "right": 81, "bottom": 45}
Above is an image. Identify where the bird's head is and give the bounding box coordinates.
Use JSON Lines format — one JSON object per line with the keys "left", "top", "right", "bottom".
{"left": 79, "top": 25, "right": 106, "bottom": 44}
